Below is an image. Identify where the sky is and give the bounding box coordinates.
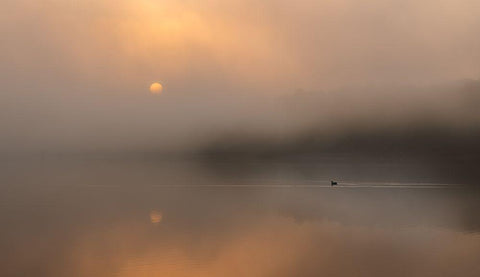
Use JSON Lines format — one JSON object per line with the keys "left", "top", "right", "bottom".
{"left": 1, "top": 0, "right": 480, "bottom": 152}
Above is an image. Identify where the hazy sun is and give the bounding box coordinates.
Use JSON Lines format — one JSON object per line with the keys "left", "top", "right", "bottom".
{"left": 150, "top": 82, "right": 163, "bottom": 94}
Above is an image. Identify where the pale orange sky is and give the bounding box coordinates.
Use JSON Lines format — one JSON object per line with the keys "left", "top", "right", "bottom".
{"left": 0, "top": 0, "right": 479, "bottom": 151}
{"left": 2, "top": 0, "right": 479, "bottom": 92}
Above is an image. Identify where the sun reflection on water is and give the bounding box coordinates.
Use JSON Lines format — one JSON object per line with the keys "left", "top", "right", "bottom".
{"left": 150, "top": 210, "right": 163, "bottom": 225}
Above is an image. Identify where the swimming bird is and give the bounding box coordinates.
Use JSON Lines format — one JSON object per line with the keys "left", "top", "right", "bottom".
{"left": 331, "top": 181, "right": 338, "bottom": 186}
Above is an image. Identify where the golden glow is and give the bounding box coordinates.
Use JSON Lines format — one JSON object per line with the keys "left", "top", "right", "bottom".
{"left": 111, "top": 0, "right": 295, "bottom": 89}
{"left": 149, "top": 83, "right": 163, "bottom": 94}
{"left": 149, "top": 210, "right": 163, "bottom": 224}
{"left": 64, "top": 215, "right": 480, "bottom": 277}
{"left": 28, "top": 0, "right": 299, "bottom": 93}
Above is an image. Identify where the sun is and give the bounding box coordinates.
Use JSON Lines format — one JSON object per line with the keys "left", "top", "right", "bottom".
{"left": 150, "top": 82, "right": 163, "bottom": 94}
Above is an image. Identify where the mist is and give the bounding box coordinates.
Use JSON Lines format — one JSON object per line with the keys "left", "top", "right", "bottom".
{"left": 1, "top": 0, "right": 480, "bottom": 154}
{"left": 2, "top": 2, "right": 480, "bottom": 275}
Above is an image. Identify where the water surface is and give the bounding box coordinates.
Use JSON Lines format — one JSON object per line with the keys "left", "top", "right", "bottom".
{"left": 1, "top": 158, "right": 479, "bottom": 277}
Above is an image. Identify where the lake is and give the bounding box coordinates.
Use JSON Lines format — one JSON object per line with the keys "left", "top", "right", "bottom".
{"left": 1, "top": 157, "right": 479, "bottom": 277}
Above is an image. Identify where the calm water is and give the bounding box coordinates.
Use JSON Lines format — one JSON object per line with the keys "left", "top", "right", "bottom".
{"left": 1, "top": 157, "right": 479, "bottom": 277}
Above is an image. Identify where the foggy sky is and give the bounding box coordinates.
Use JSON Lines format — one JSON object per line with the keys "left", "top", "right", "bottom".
{"left": 1, "top": 0, "right": 480, "bottom": 152}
